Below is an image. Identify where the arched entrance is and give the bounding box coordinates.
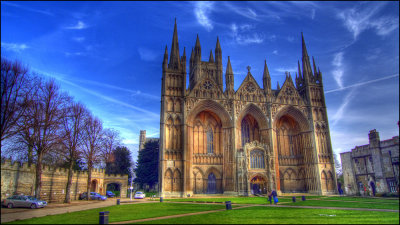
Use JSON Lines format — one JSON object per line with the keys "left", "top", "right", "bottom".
{"left": 207, "top": 173, "right": 216, "bottom": 194}
{"left": 91, "top": 180, "right": 98, "bottom": 193}
{"left": 273, "top": 106, "right": 312, "bottom": 193}
{"left": 250, "top": 175, "right": 267, "bottom": 194}
{"left": 106, "top": 183, "right": 121, "bottom": 197}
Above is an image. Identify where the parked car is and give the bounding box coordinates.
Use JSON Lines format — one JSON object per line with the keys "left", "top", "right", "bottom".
{"left": 106, "top": 191, "right": 115, "bottom": 198}
{"left": 79, "top": 192, "right": 107, "bottom": 201}
{"left": 134, "top": 191, "right": 145, "bottom": 199}
{"left": 2, "top": 195, "right": 47, "bottom": 209}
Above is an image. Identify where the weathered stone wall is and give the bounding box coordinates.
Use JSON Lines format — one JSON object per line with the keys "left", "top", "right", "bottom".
{"left": 341, "top": 132, "right": 399, "bottom": 196}
{"left": 1, "top": 159, "right": 128, "bottom": 202}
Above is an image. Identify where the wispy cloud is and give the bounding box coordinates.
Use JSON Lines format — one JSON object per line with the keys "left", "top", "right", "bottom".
{"left": 325, "top": 74, "right": 399, "bottom": 94}
{"left": 275, "top": 66, "right": 297, "bottom": 73}
{"left": 224, "top": 2, "right": 261, "bottom": 21}
{"left": 194, "top": 2, "right": 214, "bottom": 31}
{"left": 272, "top": 50, "right": 278, "bottom": 55}
{"left": 287, "top": 36, "right": 295, "bottom": 43}
{"left": 36, "top": 69, "right": 159, "bottom": 118}
{"left": 65, "top": 21, "right": 88, "bottom": 30}
{"left": 1, "top": 1, "right": 54, "bottom": 16}
{"left": 1, "top": 42, "right": 29, "bottom": 52}
{"left": 332, "top": 52, "right": 344, "bottom": 88}
{"left": 72, "top": 37, "right": 85, "bottom": 43}
{"left": 337, "top": 2, "right": 398, "bottom": 40}
{"left": 138, "top": 47, "right": 159, "bottom": 61}
{"left": 230, "top": 23, "right": 264, "bottom": 45}
{"left": 331, "top": 88, "right": 357, "bottom": 126}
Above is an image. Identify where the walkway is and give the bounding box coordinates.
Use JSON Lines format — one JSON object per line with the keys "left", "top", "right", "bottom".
{"left": 1, "top": 198, "right": 149, "bottom": 223}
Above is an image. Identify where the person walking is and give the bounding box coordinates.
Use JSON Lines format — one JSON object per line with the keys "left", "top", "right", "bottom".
{"left": 271, "top": 190, "right": 278, "bottom": 204}
{"left": 267, "top": 191, "right": 272, "bottom": 204}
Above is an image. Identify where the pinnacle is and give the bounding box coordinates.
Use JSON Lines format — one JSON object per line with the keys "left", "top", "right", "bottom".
{"left": 216, "top": 36, "right": 221, "bottom": 50}
{"left": 226, "top": 56, "right": 233, "bottom": 74}
{"left": 209, "top": 50, "right": 214, "bottom": 63}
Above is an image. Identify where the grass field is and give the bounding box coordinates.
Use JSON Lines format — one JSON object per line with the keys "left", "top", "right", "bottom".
{"left": 137, "top": 206, "right": 399, "bottom": 224}
{"left": 4, "top": 196, "right": 399, "bottom": 224}
{"left": 4, "top": 203, "right": 226, "bottom": 224}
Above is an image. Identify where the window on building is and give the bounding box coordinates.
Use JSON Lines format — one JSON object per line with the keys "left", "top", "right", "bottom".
{"left": 241, "top": 119, "right": 250, "bottom": 147}
{"left": 387, "top": 178, "right": 397, "bottom": 193}
{"left": 206, "top": 128, "right": 213, "bottom": 154}
{"left": 250, "top": 150, "right": 265, "bottom": 169}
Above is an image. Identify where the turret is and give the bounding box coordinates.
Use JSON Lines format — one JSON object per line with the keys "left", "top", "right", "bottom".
{"left": 163, "top": 46, "right": 168, "bottom": 71}
{"left": 209, "top": 50, "right": 214, "bottom": 63}
{"left": 169, "top": 19, "right": 180, "bottom": 70}
{"left": 194, "top": 34, "right": 201, "bottom": 62}
{"left": 277, "top": 81, "right": 280, "bottom": 90}
{"left": 301, "top": 32, "right": 313, "bottom": 84}
{"left": 215, "top": 37, "right": 223, "bottom": 90}
{"left": 262, "top": 59, "right": 271, "bottom": 95}
{"left": 225, "top": 56, "right": 234, "bottom": 92}
{"left": 182, "top": 47, "right": 187, "bottom": 74}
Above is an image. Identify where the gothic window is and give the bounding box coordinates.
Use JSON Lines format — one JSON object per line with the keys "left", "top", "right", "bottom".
{"left": 250, "top": 150, "right": 265, "bottom": 169}
{"left": 241, "top": 119, "right": 250, "bottom": 147}
{"left": 207, "top": 128, "right": 214, "bottom": 154}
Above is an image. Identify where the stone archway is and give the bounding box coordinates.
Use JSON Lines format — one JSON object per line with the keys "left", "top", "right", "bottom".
{"left": 91, "top": 179, "right": 98, "bottom": 193}
{"left": 250, "top": 174, "right": 267, "bottom": 195}
{"left": 185, "top": 99, "right": 233, "bottom": 194}
{"left": 272, "top": 106, "right": 312, "bottom": 193}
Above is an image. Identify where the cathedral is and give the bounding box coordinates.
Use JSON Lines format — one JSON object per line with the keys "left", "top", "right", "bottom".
{"left": 159, "top": 20, "right": 337, "bottom": 197}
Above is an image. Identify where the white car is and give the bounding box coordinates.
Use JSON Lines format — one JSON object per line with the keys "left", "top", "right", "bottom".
{"left": 134, "top": 191, "right": 145, "bottom": 199}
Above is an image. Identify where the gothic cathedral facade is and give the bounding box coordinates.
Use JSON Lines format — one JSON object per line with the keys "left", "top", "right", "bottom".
{"left": 159, "top": 20, "right": 337, "bottom": 197}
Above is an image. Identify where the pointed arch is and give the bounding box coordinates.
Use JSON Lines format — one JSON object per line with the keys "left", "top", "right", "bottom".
{"left": 236, "top": 103, "right": 268, "bottom": 130}
{"left": 164, "top": 169, "right": 173, "bottom": 192}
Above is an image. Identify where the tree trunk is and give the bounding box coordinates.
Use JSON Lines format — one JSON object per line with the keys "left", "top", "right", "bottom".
{"left": 35, "top": 153, "right": 43, "bottom": 199}
{"left": 28, "top": 145, "right": 33, "bottom": 166}
{"left": 86, "top": 165, "right": 92, "bottom": 201}
{"left": 64, "top": 159, "right": 74, "bottom": 203}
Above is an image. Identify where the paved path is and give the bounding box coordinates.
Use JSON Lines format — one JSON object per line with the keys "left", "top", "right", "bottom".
{"left": 1, "top": 198, "right": 148, "bottom": 223}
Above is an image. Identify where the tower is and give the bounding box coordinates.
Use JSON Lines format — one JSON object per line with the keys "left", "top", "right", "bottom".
{"left": 139, "top": 130, "right": 146, "bottom": 151}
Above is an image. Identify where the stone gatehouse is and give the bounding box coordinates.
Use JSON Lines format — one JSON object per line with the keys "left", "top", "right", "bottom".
{"left": 1, "top": 158, "right": 128, "bottom": 202}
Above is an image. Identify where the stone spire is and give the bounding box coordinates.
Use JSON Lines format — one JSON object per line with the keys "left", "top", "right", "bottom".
{"left": 209, "top": 50, "right": 214, "bottom": 63}
{"left": 225, "top": 56, "right": 234, "bottom": 91}
{"left": 277, "top": 81, "right": 280, "bottom": 90}
{"left": 263, "top": 59, "right": 271, "bottom": 94}
{"left": 312, "top": 56, "right": 317, "bottom": 76}
{"left": 163, "top": 45, "right": 168, "bottom": 71}
{"left": 169, "top": 18, "right": 180, "bottom": 69}
{"left": 194, "top": 34, "right": 201, "bottom": 62}
{"left": 301, "top": 32, "right": 312, "bottom": 84}
{"left": 215, "top": 36, "right": 223, "bottom": 91}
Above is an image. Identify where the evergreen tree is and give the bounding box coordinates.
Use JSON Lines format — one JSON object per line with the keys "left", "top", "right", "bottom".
{"left": 134, "top": 139, "right": 159, "bottom": 189}
{"left": 105, "top": 146, "right": 132, "bottom": 176}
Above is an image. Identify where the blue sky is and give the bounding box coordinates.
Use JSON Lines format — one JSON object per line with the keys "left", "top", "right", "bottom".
{"left": 1, "top": 1, "right": 399, "bottom": 163}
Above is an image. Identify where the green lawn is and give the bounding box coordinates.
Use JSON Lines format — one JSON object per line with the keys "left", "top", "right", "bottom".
{"left": 4, "top": 197, "right": 400, "bottom": 224}
{"left": 282, "top": 199, "right": 399, "bottom": 210}
{"left": 137, "top": 206, "right": 400, "bottom": 224}
{"left": 4, "top": 203, "right": 226, "bottom": 224}
{"left": 161, "top": 196, "right": 398, "bottom": 210}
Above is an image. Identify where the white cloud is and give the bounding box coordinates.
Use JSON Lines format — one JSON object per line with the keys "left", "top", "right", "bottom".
{"left": 311, "top": 8, "right": 316, "bottom": 20}
{"left": 272, "top": 50, "right": 278, "bottom": 55}
{"left": 275, "top": 66, "right": 297, "bottom": 73}
{"left": 331, "top": 89, "right": 356, "bottom": 126}
{"left": 1, "top": 42, "right": 29, "bottom": 52}
{"left": 65, "top": 21, "right": 88, "bottom": 30}
{"left": 230, "top": 23, "right": 264, "bottom": 45}
{"left": 224, "top": 2, "right": 260, "bottom": 21}
{"left": 287, "top": 36, "right": 295, "bottom": 42}
{"left": 138, "top": 47, "right": 158, "bottom": 61}
{"left": 337, "top": 3, "right": 398, "bottom": 40}
{"left": 325, "top": 73, "right": 399, "bottom": 94}
{"left": 194, "top": 2, "right": 214, "bottom": 32}
{"left": 332, "top": 52, "right": 344, "bottom": 88}
{"left": 2, "top": 1, "right": 54, "bottom": 16}
{"left": 72, "top": 37, "right": 85, "bottom": 42}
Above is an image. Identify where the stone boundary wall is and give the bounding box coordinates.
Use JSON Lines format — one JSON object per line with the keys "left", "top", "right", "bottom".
{"left": 1, "top": 158, "right": 128, "bottom": 202}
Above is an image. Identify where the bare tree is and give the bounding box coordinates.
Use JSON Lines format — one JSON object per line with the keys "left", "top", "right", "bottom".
{"left": 19, "top": 78, "right": 69, "bottom": 198}
{"left": 1, "top": 58, "right": 31, "bottom": 145}
{"left": 81, "top": 114, "right": 103, "bottom": 200}
{"left": 60, "top": 102, "right": 88, "bottom": 203}
{"left": 102, "top": 128, "right": 121, "bottom": 172}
